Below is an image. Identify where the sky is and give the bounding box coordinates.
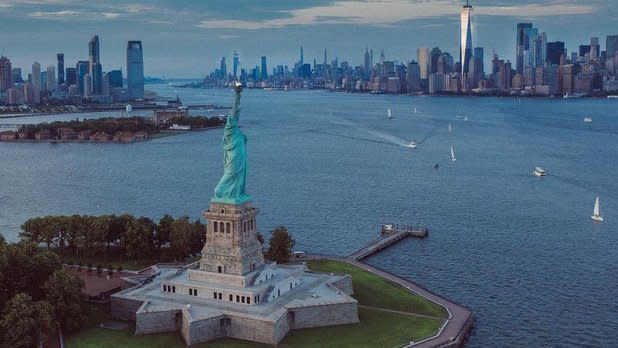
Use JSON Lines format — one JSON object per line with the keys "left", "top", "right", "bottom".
{"left": 0, "top": 0, "right": 617, "bottom": 78}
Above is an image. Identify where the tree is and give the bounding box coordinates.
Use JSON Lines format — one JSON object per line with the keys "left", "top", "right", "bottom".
{"left": 169, "top": 217, "right": 204, "bottom": 261}
{"left": 121, "top": 218, "right": 154, "bottom": 261}
{"left": 30, "top": 250, "right": 62, "bottom": 300}
{"left": 266, "top": 226, "right": 295, "bottom": 264}
{"left": 19, "top": 217, "right": 45, "bottom": 245}
{"left": 0, "top": 293, "right": 54, "bottom": 348}
{"left": 43, "top": 269, "right": 85, "bottom": 333}
{"left": 156, "top": 214, "right": 174, "bottom": 249}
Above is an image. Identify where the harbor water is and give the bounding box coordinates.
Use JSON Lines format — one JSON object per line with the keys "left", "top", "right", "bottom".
{"left": 1, "top": 84, "right": 617, "bottom": 347}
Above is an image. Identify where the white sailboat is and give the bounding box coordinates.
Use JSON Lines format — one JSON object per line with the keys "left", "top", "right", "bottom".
{"left": 448, "top": 122, "right": 453, "bottom": 135}
{"left": 450, "top": 145, "right": 456, "bottom": 162}
{"left": 414, "top": 107, "right": 417, "bottom": 114}
{"left": 591, "top": 196, "right": 603, "bottom": 222}
{"left": 387, "top": 108, "right": 393, "bottom": 119}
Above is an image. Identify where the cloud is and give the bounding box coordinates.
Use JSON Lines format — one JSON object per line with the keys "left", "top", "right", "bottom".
{"left": 28, "top": 9, "right": 123, "bottom": 21}
{"left": 196, "top": 0, "right": 598, "bottom": 30}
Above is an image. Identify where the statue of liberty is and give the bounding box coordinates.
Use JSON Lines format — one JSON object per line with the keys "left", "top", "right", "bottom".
{"left": 212, "top": 82, "right": 251, "bottom": 204}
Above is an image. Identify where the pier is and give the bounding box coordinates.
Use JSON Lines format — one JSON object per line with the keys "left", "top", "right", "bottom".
{"left": 348, "top": 224, "right": 428, "bottom": 261}
{"left": 309, "top": 223, "right": 474, "bottom": 348}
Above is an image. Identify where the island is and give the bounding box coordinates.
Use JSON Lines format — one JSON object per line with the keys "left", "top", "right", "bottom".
{"left": 0, "top": 114, "right": 225, "bottom": 143}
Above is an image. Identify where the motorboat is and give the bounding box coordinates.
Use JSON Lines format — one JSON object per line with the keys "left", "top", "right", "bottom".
{"left": 534, "top": 167, "right": 546, "bottom": 177}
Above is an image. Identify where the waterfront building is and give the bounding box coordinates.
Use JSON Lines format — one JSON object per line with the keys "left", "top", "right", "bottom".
{"left": 261, "top": 56, "right": 268, "bottom": 81}
{"left": 31, "top": 62, "right": 41, "bottom": 103}
{"left": 126, "top": 40, "right": 144, "bottom": 99}
{"left": 460, "top": 0, "right": 473, "bottom": 89}
{"left": 111, "top": 85, "right": 358, "bottom": 346}
{"left": 547, "top": 42, "right": 566, "bottom": 66}
{"left": 76, "top": 60, "right": 89, "bottom": 96}
{"left": 65, "top": 67, "right": 77, "bottom": 86}
{"left": 46, "top": 65, "right": 56, "bottom": 92}
{"left": 417, "top": 47, "right": 430, "bottom": 80}
{"left": 428, "top": 72, "right": 445, "bottom": 94}
{"left": 561, "top": 64, "right": 580, "bottom": 94}
{"left": 407, "top": 61, "right": 421, "bottom": 92}
{"left": 57, "top": 53, "right": 64, "bottom": 86}
{"left": 89, "top": 35, "right": 103, "bottom": 95}
{"left": 0, "top": 56, "right": 12, "bottom": 93}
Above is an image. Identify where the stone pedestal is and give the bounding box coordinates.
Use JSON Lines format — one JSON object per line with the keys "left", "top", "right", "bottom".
{"left": 200, "top": 201, "right": 264, "bottom": 278}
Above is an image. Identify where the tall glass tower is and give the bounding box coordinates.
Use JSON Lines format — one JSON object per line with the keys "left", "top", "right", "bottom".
{"left": 88, "top": 35, "right": 102, "bottom": 95}
{"left": 57, "top": 53, "right": 64, "bottom": 86}
{"left": 460, "top": 0, "right": 473, "bottom": 88}
{"left": 126, "top": 40, "right": 144, "bottom": 99}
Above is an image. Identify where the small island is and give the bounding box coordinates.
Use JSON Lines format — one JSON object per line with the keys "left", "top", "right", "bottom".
{"left": 0, "top": 114, "right": 225, "bottom": 143}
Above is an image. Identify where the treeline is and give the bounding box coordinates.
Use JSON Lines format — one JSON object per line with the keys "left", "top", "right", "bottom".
{"left": 0, "top": 237, "right": 86, "bottom": 348}
{"left": 17, "top": 117, "right": 160, "bottom": 138}
{"left": 20, "top": 214, "right": 205, "bottom": 263}
{"left": 164, "top": 116, "right": 225, "bottom": 129}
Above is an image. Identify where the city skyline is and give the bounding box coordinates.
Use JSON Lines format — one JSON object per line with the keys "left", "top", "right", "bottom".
{"left": 0, "top": 0, "right": 617, "bottom": 77}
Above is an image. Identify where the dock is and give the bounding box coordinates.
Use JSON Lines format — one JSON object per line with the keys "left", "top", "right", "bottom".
{"left": 348, "top": 224, "right": 428, "bottom": 261}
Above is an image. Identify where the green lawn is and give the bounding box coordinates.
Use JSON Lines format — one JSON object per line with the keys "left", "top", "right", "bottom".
{"left": 65, "top": 260, "right": 445, "bottom": 348}
{"left": 307, "top": 260, "right": 448, "bottom": 318}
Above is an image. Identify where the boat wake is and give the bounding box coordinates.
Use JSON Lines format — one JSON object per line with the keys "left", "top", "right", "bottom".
{"left": 331, "top": 118, "right": 419, "bottom": 148}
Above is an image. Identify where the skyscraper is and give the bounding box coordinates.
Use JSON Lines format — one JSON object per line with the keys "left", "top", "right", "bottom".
{"left": 219, "top": 56, "right": 227, "bottom": 80}
{"left": 65, "top": 67, "right": 77, "bottom": 86}
{"left": 516, "top": 23, "right": 532, "bottom": 74}
{"left": 364, "top": 47, "right": 371, "bottom": 72}
{"left": 76, "top": 60, "right": 89, "bottom": 96}
{"left": 46, "top": 65, "right": 56, "bottom": 92}
{"left": 547, "top": 42, "right": 565, "bottom": 65}
{"left": 233, "top": 51, "right": 239, "bottom": 79}
{"left": 126, "top": 40, "right": 144, "bottom": 99}
{"left": 460, "top": 0, "right": 473, "bottom": 84}
{"left": 300, "top": 46, "right": 304, "bottom": 66}
{"left": 417, "top": 47, "right": 430, "bottom": 79}
{"left": 88, "top": 35, "right": 103, "bottom": 95}
{"left": 31, "top": 62, "right": 41, "bottom": 103}
{"left": 57, "top": 53, "right": 64, "bottom": 86}
{"left": 0, "top": 56, "right": 12, "bottom": 93}
{"left": 430, "top": 47, "right": 442, "bottom": 74}
{"left": 108, "top": 69, "right": 123, "bottom": 88}
{"left": 607, "top": 35, "right": 618, "bottom": 59}
{"left": 260, "top": 56, "right": 267, "bottom": 81}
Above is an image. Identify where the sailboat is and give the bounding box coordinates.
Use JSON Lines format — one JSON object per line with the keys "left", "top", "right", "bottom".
{"left": 591, "top": 196, "right": 603, "bottom": 222}
{"left": 448, "top": 123, "right": 453, "bottom": 135}
{"left": 450, "top": 145, "right": 456, "bottom": 162}
{"left": 414, "top": 107, "right": 417, "bottom": 114}
{"left": 387, "top": 108, "right": 393, "bottom": 119}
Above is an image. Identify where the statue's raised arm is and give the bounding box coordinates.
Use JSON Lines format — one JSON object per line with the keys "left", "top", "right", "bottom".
{"left": 212, "top": 82, "right": 251, "bottom": 205}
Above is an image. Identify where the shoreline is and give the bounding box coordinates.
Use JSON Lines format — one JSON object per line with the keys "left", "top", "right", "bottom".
{"left": 307, "top": 227, "right": 475, "bottom": 348}
{"left": 178, "top": 85, "right": 618, "bottom": 100}
{"left": 0, "top": 125, "right": 224, "bottom": 144}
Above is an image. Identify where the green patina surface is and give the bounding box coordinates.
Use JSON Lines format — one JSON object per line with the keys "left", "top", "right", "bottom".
{"left": 65, "top": 260, "right": 445, "bottom": 348}
{"left": 212, "top": 84, "right": 251, "bottom": 205}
